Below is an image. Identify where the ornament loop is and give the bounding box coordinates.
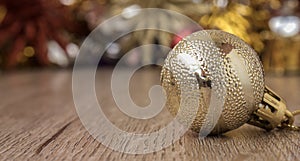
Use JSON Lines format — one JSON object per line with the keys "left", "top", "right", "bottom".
{"left": 292, "top": 110, "right": 300, "bottom": 116}
{"left": 286, "top": 110, "right": 300, "bottom": 131}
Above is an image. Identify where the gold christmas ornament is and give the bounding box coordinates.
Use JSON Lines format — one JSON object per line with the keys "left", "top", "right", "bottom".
{"left": 161, "top": 30, "right": 300, "bottom": 135}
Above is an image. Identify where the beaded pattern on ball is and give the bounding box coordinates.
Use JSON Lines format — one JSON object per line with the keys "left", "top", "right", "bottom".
{"left": 161, "top": 30, "right": 265, "bottom": 134}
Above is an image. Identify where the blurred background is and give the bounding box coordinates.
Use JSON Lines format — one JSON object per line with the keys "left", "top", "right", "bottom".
{"left": 0, "top": 0, "right": 300, "bottom": 75}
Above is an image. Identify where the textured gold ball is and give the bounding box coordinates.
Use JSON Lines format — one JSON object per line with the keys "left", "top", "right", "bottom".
{"left": 161, "top": 30, "right": 265, "bottom": 134}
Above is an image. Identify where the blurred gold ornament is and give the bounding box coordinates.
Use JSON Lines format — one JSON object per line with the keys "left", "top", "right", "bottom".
{"left": 84, "top": 0, "right": 213, "bottom": 64}
{"left": 161, "top": 30, "right": 300, "bottom": 135}
{"left": 199, "top": 0, "right": 279, "bottom": 53}
{"left": 263, "top": 0, "right": 300, "bottom": 74}
{"left": 263, "top": 36, "right": 300, "bottom": 75}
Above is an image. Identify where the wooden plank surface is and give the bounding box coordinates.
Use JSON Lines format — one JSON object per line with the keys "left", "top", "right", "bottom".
{"left": 0, "top": 68, "right": 299, "bottom": 161}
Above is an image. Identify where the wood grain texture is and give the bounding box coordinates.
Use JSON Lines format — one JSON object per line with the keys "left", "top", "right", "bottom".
{"left": 0, "top": 68, "right": 299, "bottom": 161}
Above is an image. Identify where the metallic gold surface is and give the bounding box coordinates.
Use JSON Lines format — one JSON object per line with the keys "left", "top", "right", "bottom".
{"left": 248, "top": 86, "right": 300, "bottom": 131}
{"left": 161, "top": 30, "right": 265, "bottom": 134}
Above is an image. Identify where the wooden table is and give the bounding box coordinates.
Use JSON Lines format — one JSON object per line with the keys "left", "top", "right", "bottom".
{"left": 0, "top": 68, "right": 299, "bottom": 160}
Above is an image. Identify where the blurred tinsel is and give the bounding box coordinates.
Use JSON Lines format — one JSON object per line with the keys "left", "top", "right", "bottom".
{"left": 200, "top": 0, "right": 273, "bottom": 53}
{"left": 200, "top": 0, "right": 300, "bottom": 75}
{"left": 0, "top": 0, "right": 300, "bottom": 73}
{"left": 0, "top": 0, "right": 87, "bottom": 69}
{"left": 81, "top": 0, "right": 288, "bottom": 65}
{"left": 82, "top": 0, "right": 212, "bottom": 65}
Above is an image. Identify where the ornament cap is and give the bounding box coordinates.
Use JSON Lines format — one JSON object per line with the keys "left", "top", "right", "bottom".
{"left": 248, "top": 86, "right": 300, "bottom": 131}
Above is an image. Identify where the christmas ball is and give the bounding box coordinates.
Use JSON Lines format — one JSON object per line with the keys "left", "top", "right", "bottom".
{"left": 161, "top": 30, "right": 265, "bottom": 134}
